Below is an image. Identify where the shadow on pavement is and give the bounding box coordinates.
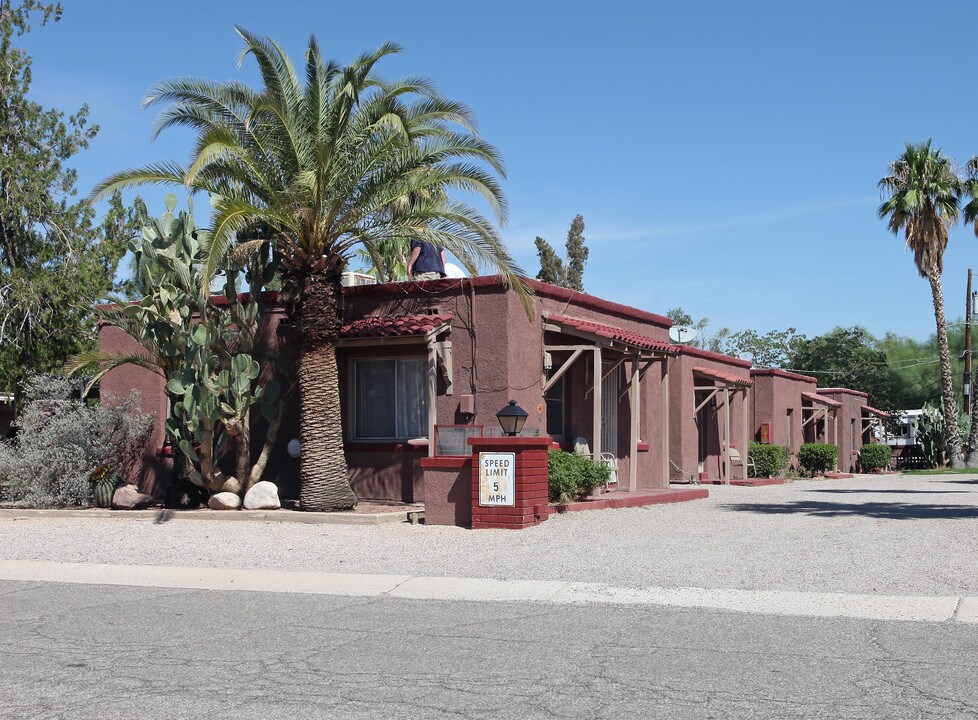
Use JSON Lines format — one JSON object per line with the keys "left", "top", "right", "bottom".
{"left": 722, "top": 501, "right": 978, "bottom": 520}
{"left": 806, "top": 488, "right": 971, "bottom": 495}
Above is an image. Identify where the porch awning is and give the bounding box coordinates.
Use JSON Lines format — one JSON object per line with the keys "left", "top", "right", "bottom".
{"left": 693, "top": 366, "right": 753, "bottom": 387}
{"left": 341, "top": 313, "right": 452, "bottom": 339}
{"left": 802, "top": 391, "right": 842, "bottom": 408}
{"left": 861, "top": 404, "right": 890, "bottom": 418}
{"left": 543, "top": 313, "right": 673, "bottom": 353}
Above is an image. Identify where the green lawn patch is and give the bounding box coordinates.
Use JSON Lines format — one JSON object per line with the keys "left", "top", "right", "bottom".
{"left": 902, "top": 468, "right": 978, "bottom": 475}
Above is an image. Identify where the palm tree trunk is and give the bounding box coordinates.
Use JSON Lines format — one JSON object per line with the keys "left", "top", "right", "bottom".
{"left": 928, "top": 271, "right": 964, "bottom": 467}
{"left": 296, "top": 268, "right": 357, "bottom": 511}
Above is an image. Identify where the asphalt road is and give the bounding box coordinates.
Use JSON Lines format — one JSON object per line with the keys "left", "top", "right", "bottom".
{"left": 3, "top": 579, "right": 978, "bottom": 720}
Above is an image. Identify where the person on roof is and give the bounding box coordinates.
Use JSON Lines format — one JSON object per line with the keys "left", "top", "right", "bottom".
{"left": 407, "top": 239, "right": 446, "bottom": 281}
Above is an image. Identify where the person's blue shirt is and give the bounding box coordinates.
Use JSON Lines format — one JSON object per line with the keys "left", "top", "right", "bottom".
{"left": 409, "top": 239, "right": 446, "bottom": 277}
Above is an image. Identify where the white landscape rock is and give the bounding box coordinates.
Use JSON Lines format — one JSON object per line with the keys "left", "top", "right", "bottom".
{"left": 243, "top": 481, "right": 281, "bottom": 510}
{"left": 208, "top": 492, "right": 242, "bottom": 510}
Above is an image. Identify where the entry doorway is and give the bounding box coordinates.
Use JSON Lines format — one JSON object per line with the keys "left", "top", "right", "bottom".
{"left": 695, "top": 390, "right": 712, "bottom": 474}
{"left": 601, "top": 362, "right": 620, "bottom": 458}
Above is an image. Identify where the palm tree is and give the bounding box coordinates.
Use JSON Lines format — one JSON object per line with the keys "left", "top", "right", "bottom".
{"left": 92, "top": 28, "right": 528, "bottom": 510}
{"left": 960, "top": 157, "right": 978, "bottom": 465}
{"left": 879, "top": 140, "right": 964, "bottom": 467}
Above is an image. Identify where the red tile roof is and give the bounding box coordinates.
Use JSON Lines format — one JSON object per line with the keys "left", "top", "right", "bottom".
{"left": 749, "top": 368, "right": 818, "bottom": 384}
{"left": 544, "top": 314, "right": 673, "bottom": 352}
{"left": 861, "top": 404, "right": 891, "bottom": 418}
{"left": 802, "top": 391, "right": 842, "bottom": 408}
{"left": 676, "top": 345, "right": 753, "bottom": 368}
{"left": 692, "top": 366, "right": 753, "bottom": 386}
{"left": 341, "top": 314, "right": 452, "bottom": 338}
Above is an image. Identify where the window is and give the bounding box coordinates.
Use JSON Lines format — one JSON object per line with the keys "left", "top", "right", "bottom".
{"left": 545, "top": 372, "right": 565, "bottom": 439}
{"left": 353, "top": 357, "right": 427, "bottom": 440}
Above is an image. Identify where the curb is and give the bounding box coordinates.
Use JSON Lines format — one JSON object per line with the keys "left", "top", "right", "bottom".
{"left": 0, "top": 507, "right": 420, "bottom": 526}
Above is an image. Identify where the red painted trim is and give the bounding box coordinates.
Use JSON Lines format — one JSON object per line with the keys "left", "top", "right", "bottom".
{"left": 466, "top": 436, "right": 554, "bottom": 448}
{"left": 675, "top": 345, "right": 752, "bottom": 368}
{"left": 750, "top": 368, "right": 818, "bottom": 384}
{"left": 637, "top": 442, "right": 650, "bottom": 452}
{"left": 817, "top": 387, "right": 870, "bottom": 398}
{"left": 420, "top": 456, "right": 471, "bottom": 469}
{"left": 344, "top": 442, "right": 427, "bottom": 453}
{"left": 729, "top": 478, "right": 786, "bottom": 487}
{"left": 342, "top": 275, "right": 673, "bottom": 328}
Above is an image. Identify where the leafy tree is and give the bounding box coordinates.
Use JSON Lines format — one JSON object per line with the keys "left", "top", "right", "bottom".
{"left": 534, "top": 236, "right": 564, "bottom": 285}
{"left": 878, "top": 325, "right": 966, "bottom": 410}
{"left": 879, "top": 140, "right": 964, "bottom": 466}
{"left": 92, "top": 29, "right": 527, "bottom": 511}
{"left": 0, "top": 1, "right": 140, "bottom": 400}
{"left": 535, "top": 214, "right": 588, "bottom": 290}
{"left": 724, "top": 327, "right": 807, "bottom": 369}
{"left": 791, "top": 327, "right": 905, "bottom": 413}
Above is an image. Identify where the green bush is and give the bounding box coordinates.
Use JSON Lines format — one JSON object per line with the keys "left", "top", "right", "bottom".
{"left": 748, "top": 443, "right": 789, "bottom": 478}
{"left": 860, "top": 444, "right": 892, "bottom": 471}
{"left": 797, "top": 443, "right": 838, "bottom": 476}
{"left": 547, "top": 450, "right": 611, "bottom": 503}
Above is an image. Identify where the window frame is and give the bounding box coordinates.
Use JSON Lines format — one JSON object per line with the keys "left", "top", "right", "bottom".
{"left": 348, "top": 354, "right": 429, "bottom": 442}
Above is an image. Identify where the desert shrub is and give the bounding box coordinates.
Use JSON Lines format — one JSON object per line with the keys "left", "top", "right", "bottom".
{"left": 0, "top": 376, "right": 153, "bottom": 507}
{"left": 860, "top": 444, "right": 892, "bottom": 471}
{"left": 748, "top": 443, "right": 789, "bottom": 478}
{"left": 547, "top": 450, "right": 611, "bottom": 502}
{"left": 797, "top": 443, "right": 838, "bottom": 476}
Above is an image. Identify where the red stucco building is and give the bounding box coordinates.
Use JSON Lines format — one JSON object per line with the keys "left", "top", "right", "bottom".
{"left": 100, "top": 276, "right": 768, "bottom": 509}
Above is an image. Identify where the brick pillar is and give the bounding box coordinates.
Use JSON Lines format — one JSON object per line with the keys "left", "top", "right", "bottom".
{"left": 469, "top": 436, "right": 551, "bottom": 530}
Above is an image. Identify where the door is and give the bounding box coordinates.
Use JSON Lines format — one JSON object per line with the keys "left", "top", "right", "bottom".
{"left": 601, "top": 362, "right": 619, "bottom": 458}
{"left": 695, "top": 391, "right": 711, "bottom": 474}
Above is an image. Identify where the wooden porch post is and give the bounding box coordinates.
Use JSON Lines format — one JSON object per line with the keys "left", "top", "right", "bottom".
{"left": 427, "top": 342, "right": 438, "bottom": 458}
{"left": 592, "top": 347, "right": 602, "bottom": 459}
{"left": 628, "top": 353, "right": 640, "bottom": 492}
{"left": 720, "top": 385, "right": 730, "bottom": 482}
{"left": 661, "top": 359, "right": 670, "bottom": 485}
{"left": 742, "top": 386, "right": 749, "bottom": 475}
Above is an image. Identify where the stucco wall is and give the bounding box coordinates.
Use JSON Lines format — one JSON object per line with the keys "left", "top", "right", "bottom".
{"left": 669, "top": 349, "right": 752, "bottom": 482}
{"left": 750, "top": 369, "right": 818, "bottom": 467}
{"left": 100, "top": 276, "right": 679, "bottom": 503}
{"left": 818, "top": 388, "right": 868, "bottom": 472}
{"left": 97, "top": 323, "right": 171, "bottom": 497}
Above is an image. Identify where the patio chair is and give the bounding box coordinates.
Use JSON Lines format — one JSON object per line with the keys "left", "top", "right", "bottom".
{"left": 727, "top": 447, "right": 755, "bottom": 480}
{"left": 573, "top": 437, "right": 619, "bottom": 489}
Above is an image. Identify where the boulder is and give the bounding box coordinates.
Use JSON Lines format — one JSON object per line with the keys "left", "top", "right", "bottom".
{"left": 208, "top": 492, "right": 242, "bottom": 510}
{"left": 111, "top": 484, "right": 157, "bottom": 510}
{"left": 243, "top": 481, "right": 281, "bottom": 510}
{"left": 219, "top": 476, "right": 242, "bottom": 495}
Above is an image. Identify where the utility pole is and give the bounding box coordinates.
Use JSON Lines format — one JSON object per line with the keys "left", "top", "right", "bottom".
{"left": 966, "top": 269, "right": 973, "bottom": 414}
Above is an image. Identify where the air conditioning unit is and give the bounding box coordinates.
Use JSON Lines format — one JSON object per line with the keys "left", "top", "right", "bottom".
{"left": 341, "top": 272, "right": 378, "bottom": 287}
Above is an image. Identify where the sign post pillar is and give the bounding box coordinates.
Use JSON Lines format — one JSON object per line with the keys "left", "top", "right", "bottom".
{"left": 469, "top": 436, "right": 551, "bottom": 529}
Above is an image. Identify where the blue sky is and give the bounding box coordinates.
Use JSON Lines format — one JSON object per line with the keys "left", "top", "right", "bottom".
{"left": 21, "top": 0, "right": 978, "bottom": 341}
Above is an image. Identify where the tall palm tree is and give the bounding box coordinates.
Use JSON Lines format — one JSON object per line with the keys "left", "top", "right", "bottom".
{"left": 879, "top": 140, "right": 964, "bottom": 467}
{"left": 92, "top": 28, "right": 528, "bottom": 510}
{"left": 960, "top": 157, "right": 978, "bottom": 465}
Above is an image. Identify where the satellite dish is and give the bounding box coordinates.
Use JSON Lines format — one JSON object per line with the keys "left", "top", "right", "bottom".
{"left": 444, "top": 262, "right": 466, "bottom": 279}
{"left": 669, "top": 326, "right": 696, "bottom": 344}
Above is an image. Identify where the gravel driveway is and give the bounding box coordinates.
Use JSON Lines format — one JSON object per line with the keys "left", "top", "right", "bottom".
{"left": 2, "top": 473, "right": 976, "bottom": 596}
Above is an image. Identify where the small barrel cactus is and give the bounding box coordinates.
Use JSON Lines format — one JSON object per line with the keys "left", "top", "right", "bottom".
{"left": 91, "top": 468, "right": 121, "bottom": 508}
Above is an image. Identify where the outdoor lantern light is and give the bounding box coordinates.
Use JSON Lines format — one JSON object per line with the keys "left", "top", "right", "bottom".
{"left": 496, "top": 400, "right": 528, "bottom": 436}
